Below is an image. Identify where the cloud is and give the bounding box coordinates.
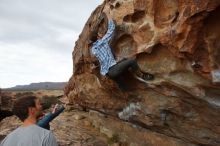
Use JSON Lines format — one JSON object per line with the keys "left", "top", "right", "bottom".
{"left": 0, "top": 0, "right": 103, "bottom": 88}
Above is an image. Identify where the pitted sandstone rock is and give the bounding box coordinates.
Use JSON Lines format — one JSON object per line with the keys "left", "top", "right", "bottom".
{"left": 65, "top": 0, "right": 220, "bottom": 145}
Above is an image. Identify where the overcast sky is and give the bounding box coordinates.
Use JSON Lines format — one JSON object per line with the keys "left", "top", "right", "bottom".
{"left": 0, "top": 0, "right": 103, "bottom": 88}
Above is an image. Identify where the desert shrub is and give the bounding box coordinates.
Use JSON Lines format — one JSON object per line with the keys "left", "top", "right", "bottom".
{"left": 15, "top": 92, "right": 34, "bottom": 98}
{"left": 41, "top": 95, "right": 60, "bottom": 110}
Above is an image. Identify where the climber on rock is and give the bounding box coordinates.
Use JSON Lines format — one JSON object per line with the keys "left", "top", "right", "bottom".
{"left": 89, "top": 4, "right": 154, "bottom": 90}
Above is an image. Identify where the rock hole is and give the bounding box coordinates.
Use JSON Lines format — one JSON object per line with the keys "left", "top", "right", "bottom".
{"left": 132, "top": 11, "right": 145, "bottom": 23}
{"left": 171, "top": 12, "right": 179, "bottom": 24}
{"left": 204, "top": 6, "right": 220, "bottom": 69}
{"left": 115, "top": 2, "right": 120, "bottom": 8}
{"left": 123, "top": 10, "right": 146, "bottom": 23}
{"left": 110, "top": 4, "right": 114, "bottom": 10}
{"left": 112, "top": 34, "right": 137, "bottom": 59}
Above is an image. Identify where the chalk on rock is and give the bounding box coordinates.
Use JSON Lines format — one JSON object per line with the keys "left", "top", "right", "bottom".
{"left": 211, "top": 69, "right": 220, "bottom": 83}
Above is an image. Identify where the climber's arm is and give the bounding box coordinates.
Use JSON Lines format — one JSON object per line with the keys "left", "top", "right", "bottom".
{"left": 37, "top": 105, "right": 65, "bottom": 128}
{"left": 100, "top": 4, "right": 115, "bottom": 43}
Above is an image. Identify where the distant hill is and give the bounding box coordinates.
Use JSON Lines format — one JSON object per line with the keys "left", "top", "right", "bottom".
{"left": 4, "top": 82, "right": 67, "bottom": 91}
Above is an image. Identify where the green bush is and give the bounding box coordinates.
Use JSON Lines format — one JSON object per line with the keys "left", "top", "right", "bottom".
{"left": 41, "top": 95, "right": 60, "bottom": 110}
{"left": 15, "top": 92, "right": 34, "bottom": 98}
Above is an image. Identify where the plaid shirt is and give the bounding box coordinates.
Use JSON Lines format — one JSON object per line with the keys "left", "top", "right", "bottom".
{"left": 91, "top": 20, "right": 117, "bottom": 75}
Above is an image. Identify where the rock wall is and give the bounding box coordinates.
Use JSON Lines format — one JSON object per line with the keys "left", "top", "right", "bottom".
{"left": 65, "top": 0, "right": 220, "bottom": 145}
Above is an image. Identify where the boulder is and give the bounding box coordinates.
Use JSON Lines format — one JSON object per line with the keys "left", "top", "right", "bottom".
{"left": 65, "top": 0, "right": 220, "bottom": 145}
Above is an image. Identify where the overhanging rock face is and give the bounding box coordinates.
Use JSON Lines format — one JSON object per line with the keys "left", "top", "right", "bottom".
{"left": 65, "top": 0, "right": 220, "bottom": 145}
